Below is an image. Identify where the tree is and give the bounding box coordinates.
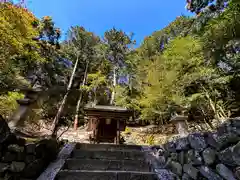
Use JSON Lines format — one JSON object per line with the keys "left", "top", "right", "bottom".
{"left": 61, "top": 26, "right": 101, "bottom": 130}
{"left": 104, "top": 28, "right": 135, "bottom": 105}
{"left": 50, "top": 53, "right": 80, "bottom": 136}
{"left": 0, "top": 2, "right": 40, "bottom": 91}
{"left": 128, "top": 0, "right": 240, "bottom": 124}
{"left": 186, "top": 0, "right": 230, "bottom": 14}
{"left": 0, "top": 2, "right": 66, "bottom": 122}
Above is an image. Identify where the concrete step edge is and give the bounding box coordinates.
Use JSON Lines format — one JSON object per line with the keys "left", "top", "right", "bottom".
{"left": 59, "top": 170, "right": 156, "bottom": 175}
{"left": 72, "top": 149, "right": 145, "bottom": 153}
{"left": 75, "top": 143, "right": 142, "bottom": 149}
{"left": 63, "top": 158, "right": 152, "bottom": 171}
{"left": 65, "top": 158, "right": 148, "bottom": 163}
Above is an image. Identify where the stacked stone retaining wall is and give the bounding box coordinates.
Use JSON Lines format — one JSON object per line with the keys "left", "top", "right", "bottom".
{"left": 151, "top": 118, "right": 240, "bottom": 179}
{"left": 0, "top": 117, "right": 59, "bottom": 180}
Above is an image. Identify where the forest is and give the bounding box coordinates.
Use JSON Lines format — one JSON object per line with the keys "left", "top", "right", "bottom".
{"left": 0, "top": 0, "right": 240, "bottom": 131}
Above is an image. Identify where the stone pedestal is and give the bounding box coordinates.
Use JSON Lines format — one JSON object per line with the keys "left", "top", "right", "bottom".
{"left": 170, "top": 115, "right": 189, "bottom": 137}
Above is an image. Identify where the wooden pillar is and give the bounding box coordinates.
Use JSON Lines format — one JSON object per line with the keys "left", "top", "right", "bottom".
{"left": 116, "top": 119, "right": 120, "bottom": 144}
{"left": 95, "top": 118, "right": 100, "bottom": 144}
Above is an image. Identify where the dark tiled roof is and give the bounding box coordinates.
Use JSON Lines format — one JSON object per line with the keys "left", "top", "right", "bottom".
{"left": 84, "top": 105, "right": 130, "bottom": 113}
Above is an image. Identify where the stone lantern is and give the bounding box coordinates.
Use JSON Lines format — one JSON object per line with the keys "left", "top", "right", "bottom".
{"left": 8, "top": 87, "right": 42, "bottom": 130}
{"left": 170, "top": 115, "right": 189, "bottom": 137}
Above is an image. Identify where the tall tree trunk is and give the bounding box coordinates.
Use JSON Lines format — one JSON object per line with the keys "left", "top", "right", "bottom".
{"left": 110, "top": 66, "right": 117, "bottom": 105}
{"left": 51, "top": 55, "right": 79, "bottom": 137}
{"left": 74, "top": 61, "right": 89, "bottom": 130}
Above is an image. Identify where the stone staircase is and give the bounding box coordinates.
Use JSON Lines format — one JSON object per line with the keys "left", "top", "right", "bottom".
{"left": 38, "top": 143, "right": 159, "bottom": 180}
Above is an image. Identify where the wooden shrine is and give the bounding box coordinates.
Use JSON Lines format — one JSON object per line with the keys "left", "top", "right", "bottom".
{"left": 84, "top": 105, "right": 133, "bottom": 144}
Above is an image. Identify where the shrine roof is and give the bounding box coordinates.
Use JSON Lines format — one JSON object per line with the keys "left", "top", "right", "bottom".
{"left": 84, "top": 105, "right": 131, "bottom": 113}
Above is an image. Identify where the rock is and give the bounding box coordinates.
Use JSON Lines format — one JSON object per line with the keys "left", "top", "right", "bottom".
{"left": 218, "top": 120, "right": 233, "bottom": 134}
{"left": 25, "top": 155, "right": 36, "bottom": 164}
{"left": 218, "top": 146, "right": 237, "bottom": 166}
{"left": 175, "top": 137, "right": 190, "bottom": 151}
{"left": 234, "top": 167, "right": 240, "bottom": 180}
{"left": 16, "top": 151, "right": 26, "bottom": 161}
{"left": 208, "top": 132, "right": 239, "bottom": 151}
{"left": 182, "top": 173, "right": 193, "bottom": 180}
{"left": 35, "top": 143, "right": 45, "bottom": 158}
{"left": 36, "top": 139, "right": 58, "bottom": 160}
{"left": 231, "top": 118, "right": 240, "bottom": 128}
{"left": 8, "top": 144, "right": 24, "bottom": 153}
{"left": 170, "top": 153, "right": 178, "bottom": 161}
{"left": 0, "top": 116, "right": 11, "bottom": 144}
{"left": 154, "top": 147, "right": 166, "bottom": 157}
{"left": 183, "top": 164, "right": 199, "bottom": 180}
{"left": 202, "top": 147, "right": 216, "bottom": 165}
{"left": 3, "top": 172, "right": 17, "bottom": 180}
{"left": 232, "top": 117, "right": 240, "bottom": 132}
{"left": 188, "top": 133, "right": 207, "bottom": 151}
{"left": 179, "top": 151, "right": 185, "bottom": 165}
{"left": 216, "top": 164, "right": 236, "bottom": 180}
{"left": 0, "top": 163, "right": 9, "bottom": 173}
{"left": 16, "top": 137, "right": 26, "bottom": 146}
{"left": 233, "top": 141, "right": 240, "bottom": 165}
{"left": 166, "top": 160, "right": 182, "bottom": 176}
{"left": 207, "top": 133, "right": 219, "bottom": 149}
{"left": 155, "top": 169, "right": 177, "bottom": 180}
{"left": 25, "top": 143, "right": 36, "bottom": 154}
{"left": 10, "top": 162, "right": 25, "bottom": 172}
{"left": 164, "top": 141, "right": 176, "bottom": 153}
{"left": 157, "top": 156, "right": 166, "bottom": 167}
{"left": 198, "top": 176, "right": 208, "bottom": 180}
{"left": 22, "top": 159, "right": 45, "bottom": 178}
{"left": 185, "top": 149, "right": 203, "bottom": 165}
{"left": 2, "top": 152, "right": 17, "bottom": 162}
{"left": 151, "top": 145, "right": 160, "bottom": 151}
{"left": 158, "top": 145, "right": 166, "bottom": 154}
{"left": 185, "top": 150, "right": 193, "bottom": 164}
{"left": 199, "top": 166, "right": 224, "bottom": 180}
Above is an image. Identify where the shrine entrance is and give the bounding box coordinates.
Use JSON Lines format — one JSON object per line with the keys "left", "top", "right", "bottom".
{"left": 84, "top": 105, "right": 133, "bottom": 144}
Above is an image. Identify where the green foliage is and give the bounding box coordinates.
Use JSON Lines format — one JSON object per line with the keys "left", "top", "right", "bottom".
{"left": 139, "top": 16, "right": 194, "bottom": 58}
{"left": 138, "top": 36, "right": 215, "bottom": 119}
{"left": 120, "top": 0, "right": 240, "bottom": 123}
{"left": 146, "top": 134, "right": 155, "bottom": 145}
{"left": 0, "top": 92, "right": 24, "bottom": 119}
{"left": 202, "top": 0, "right": 240, "bottom": 67}
{"left": 1, "top": 0, "right": 240, "bottom": 128}
{"left": 104, "top": 28, "right": 135, "bottom": 66}
{"left": 0, "top": 2, "right": 67, "bottom": 119}
{"left": 0, "top": 3, "right": 41, "bottom": 90}
{"left": 81, "top": 71, "right": 108, "bottom": 101}
{"left": 187, "top": 0, "right": 230, "bottom": 13}
{"left": 124, "top": 127, "right": 132, "bottom": 134}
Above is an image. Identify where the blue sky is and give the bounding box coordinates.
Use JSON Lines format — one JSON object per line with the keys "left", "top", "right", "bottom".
{"left": 26, "top": 0, "right": 192, "bottom": 45}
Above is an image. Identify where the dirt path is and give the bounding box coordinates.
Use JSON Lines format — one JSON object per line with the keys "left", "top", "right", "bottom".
{"left": 57, "top": 126, "right": 90, "bottom": 143}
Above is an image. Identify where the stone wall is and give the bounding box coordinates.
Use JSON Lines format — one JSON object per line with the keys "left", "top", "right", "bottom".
{"left": 152, "top": 118, "right": 240, "bottom": 180}
{"left": 0, "top": 117, "right": 59, "bottom": 179}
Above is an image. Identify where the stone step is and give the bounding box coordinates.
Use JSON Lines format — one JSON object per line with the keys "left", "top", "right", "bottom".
{"left": 63, "top": 159, "right": 152, "bottom": 172}
{"left": 56, "top": 170, "right": 158, "bottom": 180}
{"left": 71, "top": 149, "right": 146, "bottom": 160}
{"left": 75, "top": 143, "right": 142, "bottom": 152}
